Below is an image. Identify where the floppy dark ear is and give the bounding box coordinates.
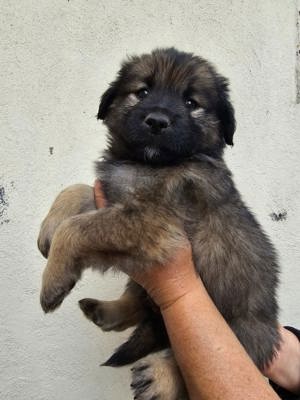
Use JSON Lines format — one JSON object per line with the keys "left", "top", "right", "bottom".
{"left": 97, "top": 83, "right": 119, "bottom": 120}
{"left": 216, "top": 77, "right": 236, "bottom": 146}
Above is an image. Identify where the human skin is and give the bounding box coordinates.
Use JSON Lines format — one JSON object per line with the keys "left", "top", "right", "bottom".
{"left": 264, "top": 326, "right": 300, "bottom": 394}
{"left": 94, "top": 180, "right": 299, "bottom": 399}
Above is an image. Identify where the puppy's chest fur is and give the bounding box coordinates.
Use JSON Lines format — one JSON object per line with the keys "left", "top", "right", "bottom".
{"left": 95, "top": 157, "right": 238, "bottom": 245}
{"left": 95, "top": 159, "right": 225, "bottom": 219}
{"left": 95, "top": 158, "right": 279, "bottom": 311}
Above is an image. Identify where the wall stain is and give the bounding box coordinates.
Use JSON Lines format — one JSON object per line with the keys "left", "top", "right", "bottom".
{"left": 49, "top": 146, "right": 54, "bottom": 155}
{"left": 0, "top": 186, "right": 9, "bottom": 220}
{"left": 296, "top": 6, "right": 300, "bottom": 103}
{"left": 270, "top": 210, "right": 287, "bottom": 222}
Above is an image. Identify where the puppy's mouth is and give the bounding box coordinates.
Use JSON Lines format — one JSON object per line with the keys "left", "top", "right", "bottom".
{"left": 137, "top": 137, "right": 192, "bottom": 165}
{"left": 120, "top": 107, "right": 199, "bottom": 164}
{"left": 143, "top": 146, "right": 161, "bottom": 161}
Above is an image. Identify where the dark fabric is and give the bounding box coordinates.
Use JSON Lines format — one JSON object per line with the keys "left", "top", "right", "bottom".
{"left": 269, "top": 326, "right": 300, "bottom": 399}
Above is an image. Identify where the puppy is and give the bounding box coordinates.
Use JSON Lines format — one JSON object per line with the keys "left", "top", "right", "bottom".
{"left": 38, "top": 48, "right": 280, "bottom": 400}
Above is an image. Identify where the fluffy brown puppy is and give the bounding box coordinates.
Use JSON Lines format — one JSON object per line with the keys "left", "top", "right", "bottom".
{"left": 38, "top": 48, "right": 280, "bottom": 400}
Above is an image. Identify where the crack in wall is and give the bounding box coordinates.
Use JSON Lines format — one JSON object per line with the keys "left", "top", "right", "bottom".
{"left": 297, "top": 2, "right": 300, "bottom": 103}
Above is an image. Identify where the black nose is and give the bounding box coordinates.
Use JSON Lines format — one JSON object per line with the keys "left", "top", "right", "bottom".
{"left": 144, "top": 112, "right": 170, "bottom": 134}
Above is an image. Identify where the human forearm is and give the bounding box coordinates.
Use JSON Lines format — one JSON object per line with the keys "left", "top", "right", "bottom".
{"left": 160, "top": 276, "right": 280, "bottom": 400}
{"left": 129, "top": 245, "right": 280, "bottom": 400}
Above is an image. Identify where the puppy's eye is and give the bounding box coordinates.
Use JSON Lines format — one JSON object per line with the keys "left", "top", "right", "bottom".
{"left": 136, "top": 88, "right": 149, "bottom": 100}
{"left": 185, "top": 98, "right": 199, "bottom": 110}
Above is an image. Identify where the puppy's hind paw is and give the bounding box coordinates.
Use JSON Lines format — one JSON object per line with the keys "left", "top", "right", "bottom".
{"left": 79, "top": 298, "right": 103, "bottom": 324}
{"left": 79, "top": 298, "right": 129, "bottom": 332}
{"left": 131, "top": 350, "right": 187, "bottom": 400}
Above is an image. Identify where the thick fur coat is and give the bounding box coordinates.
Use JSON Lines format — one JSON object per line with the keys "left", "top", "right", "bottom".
{"left": 38, "top": 48, "right": 280, "bottom": 400}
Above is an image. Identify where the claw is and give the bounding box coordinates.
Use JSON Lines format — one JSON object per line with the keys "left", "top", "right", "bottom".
{"left": 131, "top": 364, "right": 149, "bottom": 373}
{"left": 131, "top": 379, "right": 152, "bottom": 390}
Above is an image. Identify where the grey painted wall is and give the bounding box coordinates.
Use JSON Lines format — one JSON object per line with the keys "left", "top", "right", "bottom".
{"left": 1, "top": 1, "right": 299, "bottom": 399}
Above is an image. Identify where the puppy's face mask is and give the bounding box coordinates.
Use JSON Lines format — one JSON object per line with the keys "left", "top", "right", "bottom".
{"left": 98, "top": 48, "right": 236, "bottom": 164}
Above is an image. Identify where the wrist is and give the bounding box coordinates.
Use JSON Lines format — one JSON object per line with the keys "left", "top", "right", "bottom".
{"left": 129, "top": 244, "right": 198, "bottom": 309}
{"left": 147, "top": 273, "right": 202, "bottom": 311}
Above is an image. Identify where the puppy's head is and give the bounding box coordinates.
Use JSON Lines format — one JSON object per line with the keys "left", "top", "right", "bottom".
{"left": 98, "top": 48, "right": 235, "bottom": 164}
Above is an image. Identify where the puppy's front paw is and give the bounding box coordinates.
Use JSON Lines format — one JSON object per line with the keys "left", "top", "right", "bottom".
{"left": 38, "top": 216, "right": 63, "bottom": 259}
{"left": 37, "top": 229, "right": 52, "bottom": 259}
{"left": 131, "top": 350, "right": 187, "bottom": 400}
{"left": 40, "top": 277, "right": 75, "bottom": 313}
{"left": 40, "top": 261, "right": 78, "bottom": 313}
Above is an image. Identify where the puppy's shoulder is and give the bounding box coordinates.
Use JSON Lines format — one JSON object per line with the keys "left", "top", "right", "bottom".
{"left": 180, "top": 156, "right": 236, "bottom": 204}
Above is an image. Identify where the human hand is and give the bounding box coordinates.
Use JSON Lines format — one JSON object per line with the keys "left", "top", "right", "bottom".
{"left": 93, "top": 179, "right": 200, "bottom": 309}
{"left": 264, "top": 326, "right": 300, "bottom": 394}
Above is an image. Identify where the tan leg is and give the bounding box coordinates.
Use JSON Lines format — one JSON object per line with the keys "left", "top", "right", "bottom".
{"left": 131, "top": 349, "right": 188, "bottom": 400}
{"left": 79, "top": 280, "right": 147, "bottom": 331}
{"left": 37, "top": 184, "right": 95, "bottom": 258}
{"left": 40, "top": 203, "right": 183, "bottom": 313}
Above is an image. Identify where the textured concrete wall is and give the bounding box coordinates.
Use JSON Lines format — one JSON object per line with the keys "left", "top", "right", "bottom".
{"left": 1, "top": 1, "right": 299, "bottom": 399}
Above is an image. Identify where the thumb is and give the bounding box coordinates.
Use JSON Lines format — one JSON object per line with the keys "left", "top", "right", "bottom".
{"left": 94, "top": 180, "right": 107, "bottom": 208}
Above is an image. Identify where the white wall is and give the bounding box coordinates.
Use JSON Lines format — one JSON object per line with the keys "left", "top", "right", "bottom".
{"left": 1, "top": 1, "right": 299, "bottom": 399}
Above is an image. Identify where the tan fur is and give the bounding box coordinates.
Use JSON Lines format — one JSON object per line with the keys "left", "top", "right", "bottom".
{"left": 39, "top": 182, "right": 185, "bottom": 312}
{"left": 79, "top": 285, "right": 146, "bottom": 332}
{"left": 131, "top": 350, "right": 187, "bottom": 400}
{"left": 37, "top": 184, "right": 95, "bottom": 258}
{"left": 125, "top": 93, "right": 139, "bottom": 108}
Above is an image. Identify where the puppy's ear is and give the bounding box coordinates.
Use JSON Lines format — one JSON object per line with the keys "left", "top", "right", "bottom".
{"left": 216, "top": 77, "right": 236, "bottom": 146}
{"left": 97, "top": 83, "right": 119, "bottom": 120}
